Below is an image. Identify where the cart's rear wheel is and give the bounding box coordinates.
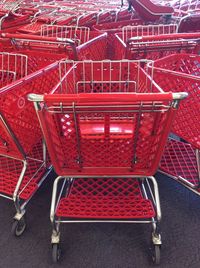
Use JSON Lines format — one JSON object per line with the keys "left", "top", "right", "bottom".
{"left": 152, "top": 245, "right": 161, "bottom": 265}
{"left": 52, "top": 243, "right": 61, "bottom": 263}
{"left": 11, "top": 217, "right": 26, "bottom": 237}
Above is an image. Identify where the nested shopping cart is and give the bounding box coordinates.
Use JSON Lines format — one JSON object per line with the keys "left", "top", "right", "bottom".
{"left": 29, "top": 60, "right": 187, "bottom": 264}
{"left": 0, "top": 59, "right": 62, "bottom": 236}
{"left": 40, "top": 25, "right": 119, "bottom": 60}
{"left": 0, "top": 0, "right": 35, "bottom": 32}
{"left": 115, "top": 32, "right": 200, "bottom": 60}
{"left": 41, "top": 25, "right": 98, "bottom": 46}
{"left": 147, "top": 53, "right": 200, "bottom": 195}
{"left": 0, "top": 33, "right": 79, "bottom": 70}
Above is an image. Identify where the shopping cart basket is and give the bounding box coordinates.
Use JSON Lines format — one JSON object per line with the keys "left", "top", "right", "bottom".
{"left": 29, "top": 60, "right": 187, "bottom": 264}
{"left": 0, "top": 60, "right": 62, "bottom": 236}
{"left": 147, "top": 53, "right": 200, "bottom": 194}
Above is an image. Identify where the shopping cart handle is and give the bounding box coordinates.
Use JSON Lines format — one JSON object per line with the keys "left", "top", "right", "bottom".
{"left": 28, "top": 94, "right": 44, "bottom": 102}
{"left": 172, "top": 92, "right": 188, "bottom": 100}
{"left": 28, "top": 92, "right": 188, "bottom": 103}
{"left": 0, "top": 33, "right": 75, "bottom": 45}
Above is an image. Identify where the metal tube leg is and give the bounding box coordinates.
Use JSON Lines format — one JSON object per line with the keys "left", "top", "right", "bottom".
{"left": 147, "top": 176, "right": 162, "bottom": 246}
{"left": 148, "top": 176, "right": 162, "bottom": 222}
{"left": 42, "top": 139, "right": 47, "bottom": 168}
{"left": 50, "top": 176, "right": 65, "bottom": 244}
{"left": 13, "top": 160, "right": 28, "bottom": 220}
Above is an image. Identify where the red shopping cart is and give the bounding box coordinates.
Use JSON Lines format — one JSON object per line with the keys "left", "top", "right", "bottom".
{"left": 0, "top": 33, "right": 78, "bottom": 70}
{"left": 115, "top": 32, "right": 200, "bottom": 60}
{"left": 29, "top": 59, "right": 187, "bottom": 264}
{"left": 147, "top": 53, "right": 200, "bottom": 194}
{"left": 40, "top": 25, "right": 116, "bottom": 60}
{"left": 0, "top": 59, "right": 63, "bottom": 236}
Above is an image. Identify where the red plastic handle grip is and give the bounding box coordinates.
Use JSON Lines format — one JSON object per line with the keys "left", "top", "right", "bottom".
{"left": 44, "top": 93, "right": 173, "bottom": 104}
{"left": 0, "top": 33, "right": 75, "bottom": 44}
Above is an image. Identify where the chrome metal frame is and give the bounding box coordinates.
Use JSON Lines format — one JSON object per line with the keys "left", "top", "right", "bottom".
{"left": 41, "top": 25, "right": 90, "bottom": 45}
{"left": 122, "top": 24, "right": 178, "bottom": 42}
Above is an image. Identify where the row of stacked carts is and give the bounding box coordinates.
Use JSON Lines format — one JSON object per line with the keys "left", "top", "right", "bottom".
{"left": 0, "top": 0, "right": 200, "bottom": 264}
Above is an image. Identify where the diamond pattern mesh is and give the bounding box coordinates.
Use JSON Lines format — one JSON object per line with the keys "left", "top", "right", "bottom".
{"left": 43, "top": 107, "right": 170, "bottom": 175}
{"left": 77, "top": 34, "right": 108, "bottom": 60}
{"left": 160, "top": 139, "right": 199, "bottom": 187}
{"left": 56, "top": 178, "right": 155, "bottom": 219}
{"left": 0, "top": 141, "right": 49, "bottom": 200}
{"left": 152, "top": 59, "right": 200, "bottom": 149}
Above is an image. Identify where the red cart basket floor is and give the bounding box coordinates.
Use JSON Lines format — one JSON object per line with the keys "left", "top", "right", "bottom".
{"left": 56, "top": 178, "right": 155, "bottom": 219}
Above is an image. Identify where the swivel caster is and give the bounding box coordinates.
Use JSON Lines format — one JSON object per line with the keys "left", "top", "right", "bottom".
{"left": 11, "top": 217, "right": 26, "bottom": 237}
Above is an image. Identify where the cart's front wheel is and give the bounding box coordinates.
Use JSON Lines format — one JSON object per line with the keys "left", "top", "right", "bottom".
{"left": 52, "top": 243, "right": 61, "bottom": 263}
{"left": 152, "top": 245, "right": 161, "bottom": 265}
{"left": 11, "top": 217, "right": 26, "bottom": 237}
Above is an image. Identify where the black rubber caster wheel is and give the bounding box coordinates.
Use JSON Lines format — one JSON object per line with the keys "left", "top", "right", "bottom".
{"left": 52, "top": 244, "right": 61, "bottom": 263}
{"left": 11, "top": 217, "right": 26, "bottom": 237}
{"left": 152, "top": 245, "right": 161, "bottom": 265}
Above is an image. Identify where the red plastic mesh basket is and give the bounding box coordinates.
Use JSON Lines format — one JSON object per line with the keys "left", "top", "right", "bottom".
{"left": 34, "top": 60, "right": 178, "bottom": 177}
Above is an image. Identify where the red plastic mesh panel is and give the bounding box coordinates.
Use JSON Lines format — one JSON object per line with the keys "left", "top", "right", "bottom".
{"left": 160, "top": 139, "right": 200, "bottom": 187}
{"left": 0, "top": 71, "right": 15, "bottom": 87}
{"left": 18, "top": 21, "right": 48, "bottom": 34}
{"left": 56, "top": 178, "right": 155, "bottom": 219}
{"left": 107, "top": 34, "right": 126, "bottom": 60}
{"left": 0, "top": 141, "right": 48, "bottom": 200}
{"left": 154, "top": 54, "right": 200, "bottom": 76}
{"left": 0, "top": 62, "right": 60, "bottom": 159}
{"left": 77, "top": 34, "right": 108, "bottom": 60}
{"left": 152, "top": 68, "right": 200, "bottom": 149}
{"left": 40, "top": 101, "right": 172, "bottom": 176}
